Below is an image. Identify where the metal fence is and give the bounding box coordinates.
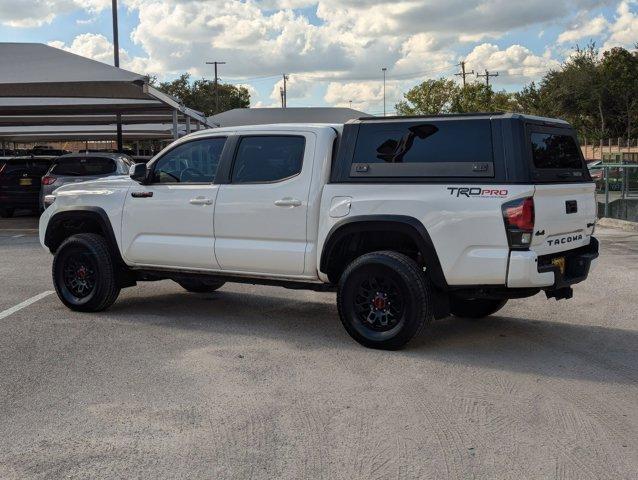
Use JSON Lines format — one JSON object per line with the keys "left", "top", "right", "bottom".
{"left": 589, "top": 164, "right": 638, "bottom": 218}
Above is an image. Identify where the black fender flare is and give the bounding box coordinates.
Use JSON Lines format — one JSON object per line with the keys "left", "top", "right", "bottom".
{"left": 319, "top": 215, "right": 448, "bottom": 289}
{"left": 44, "top": 206, "right": 124, "bottom": 264}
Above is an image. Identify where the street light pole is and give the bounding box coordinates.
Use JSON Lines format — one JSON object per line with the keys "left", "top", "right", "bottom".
{"left": 382, "top": 67, "right": 387, "bottom": 117}
{"left": 112, "top": 0, "right": 123, "bottom": 152}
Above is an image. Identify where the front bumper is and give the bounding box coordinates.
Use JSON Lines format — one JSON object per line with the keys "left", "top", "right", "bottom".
{"left": 507, "top": 237, "right": 599, "bottom": 289}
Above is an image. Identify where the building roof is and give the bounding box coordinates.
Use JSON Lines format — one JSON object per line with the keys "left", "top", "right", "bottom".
{"left": 207, "top": 107, "right": 370, "bottom": 127}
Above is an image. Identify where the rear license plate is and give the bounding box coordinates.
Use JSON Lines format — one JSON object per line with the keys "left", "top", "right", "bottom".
{"left": 551, "top": 257, "right": 566, "bottom": 275}
{"left": 19, "top": 178, "right": 32, "bottom": 186}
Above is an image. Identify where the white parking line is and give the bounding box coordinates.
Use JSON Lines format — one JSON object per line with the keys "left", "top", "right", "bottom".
{"left": 12, "top": 234, "right": 25, "bottom": 238}
{"left": 0, "top": 291, "right": 54, "bottom": 321}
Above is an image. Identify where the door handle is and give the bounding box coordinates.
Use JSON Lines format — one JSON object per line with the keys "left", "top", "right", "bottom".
{"left": 131, "top": 191, "right": 153, "bottom": 198}
{"left": 189, "top": 197, "right": 213, "bottom": 205}
{"left": 274, "top": 197, "right": 302, "bottom": 207}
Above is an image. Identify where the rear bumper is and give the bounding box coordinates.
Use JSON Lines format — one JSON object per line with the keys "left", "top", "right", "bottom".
{"left": 506, "top": 237, "right": 599, "bottom": 289}
{"left": 537, "top": 237, "right": 599, "bottom": 289}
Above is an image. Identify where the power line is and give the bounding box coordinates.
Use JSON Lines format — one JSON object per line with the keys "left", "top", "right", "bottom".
{"left": 476, "top": 69, "right": 499, "bottom": 86}
{"left": 454, "top": 60, "right": 474, "bottom": 87}
{"left": 205, "top": 61, "right": 226, "bottom": 112}
{"left": 282, "top": 74, "right": 289, "bottom": 108}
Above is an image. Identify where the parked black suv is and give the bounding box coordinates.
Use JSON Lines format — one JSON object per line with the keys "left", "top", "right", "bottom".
{"left": 0, "top": 157, "right": 54, "bottom": 217}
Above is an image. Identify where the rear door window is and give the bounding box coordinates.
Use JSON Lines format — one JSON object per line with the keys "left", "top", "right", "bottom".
{"left": 350, "top": 120, "right": 494, "bottom": 178}
{"left": 51, "top": 157, "right": 116, "bottom": 176}
{"left": 231, "top": 136, "right": 305, "bottom": 183}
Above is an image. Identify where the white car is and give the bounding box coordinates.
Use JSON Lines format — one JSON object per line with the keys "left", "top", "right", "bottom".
{"left": 39, "top": 113, "right": 599, "bottom": 349}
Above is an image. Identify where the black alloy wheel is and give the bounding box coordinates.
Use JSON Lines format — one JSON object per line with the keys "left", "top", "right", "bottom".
{"left": 53, "top": 233, "right": 120, "bottom": 312}
{"left": 337, "top": 251, "right": 433, "bottom": 350}
{"left": 62, "top": 251, "right": 97, "bottom": 299}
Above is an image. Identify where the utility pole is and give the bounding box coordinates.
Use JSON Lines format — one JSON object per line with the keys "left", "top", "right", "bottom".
{"left": 280, "top": 87, "right": 285, "bottom": 108}
{"left": 206, "top": 61, "right": 226, "bottom": 113}
{"left": 111, "top": 0, "right": 123, "bottom": 153}
{"left": 476, "top": 69, "right": 499, "bottom": 87}
{"left": 455, "top": 60, "right": 474, "bottom": 87}
{"left": 282, "top": 74, "right": 289, "bottom": 108}
{"left": 382, "top": 67, "right": 387, "bottom": 117}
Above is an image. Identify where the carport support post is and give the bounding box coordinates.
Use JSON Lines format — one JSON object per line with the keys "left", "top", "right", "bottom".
{"left": 172, "top": 110, "right": 179, "bottom": 140}
{"left": 116, "top": 115, "right": 123, "bottom": 152}
{"left": 604, "top": 166, "right": 610, "bottom": 218}
{"left": 186, "top": 116, "right": 191, "bottom": 134}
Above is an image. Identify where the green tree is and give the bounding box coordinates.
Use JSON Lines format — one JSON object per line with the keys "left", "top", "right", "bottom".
{"left": 156, "top": 73, "right": 250, "bottom": 116}
{"left": 600, "top": 47, "right": 638, "bottom": 140}
{"left": 396, "top": 78, "right": 515, "bottom": 114}
{"left": 540, "top": 43, "right": 608, "bottom": 140}
{"left": 512, "top": 82, "right": 547, "bottom": 116}
{"left": 395, "top": 78, "right": 458, "bottom": 115}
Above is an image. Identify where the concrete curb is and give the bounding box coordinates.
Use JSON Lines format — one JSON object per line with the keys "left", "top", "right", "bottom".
{"left": 597, "top": 217, "right": 638, "bottom": 232}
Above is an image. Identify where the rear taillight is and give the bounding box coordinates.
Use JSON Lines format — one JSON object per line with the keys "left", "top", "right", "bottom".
{"left": 502, "top": 197, "right": 534, "bottom": 249}
{"left": 42, "top": 176, "right": 55, "bottom": 185}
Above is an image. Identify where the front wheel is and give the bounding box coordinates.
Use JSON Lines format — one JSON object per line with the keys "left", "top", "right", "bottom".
{"left": 337, "top": 251, "right": 433, "bottom": 350}
{"left": 450, "top": 297, "right": 507, "bottom": 319}
{"left": 52, "top": 233, "right": 120, "bottom": 312}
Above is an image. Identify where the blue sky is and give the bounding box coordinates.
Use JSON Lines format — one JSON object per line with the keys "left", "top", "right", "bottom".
{"left": 1, "top": 0, "right": 636, "bottom": 114}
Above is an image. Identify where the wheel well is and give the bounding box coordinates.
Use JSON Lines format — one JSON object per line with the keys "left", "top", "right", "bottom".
{"left": 45, "top": 210, "right": 117, "bottom": 258}
{"left": 320, "top": 218, "right": 447, "bottom": 288}
{"left": 323, "top": 229, "right": 420, "bottom": 282}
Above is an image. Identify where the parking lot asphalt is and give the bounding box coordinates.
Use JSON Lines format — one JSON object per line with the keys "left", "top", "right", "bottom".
{"left": 0, "top": 218, "right": 637, "bottom": 479}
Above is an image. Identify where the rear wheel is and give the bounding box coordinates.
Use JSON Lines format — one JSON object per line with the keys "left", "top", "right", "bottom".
{"left": 337, "top": 251, "right": 432, "bottom": 350}
{"left": 450, "top": 297, "right": 507, "bottom": 319}
{"left": 177, "top": 279, "right": 225, "bottom": 293}
{"left": 52, "top": 233, "right": 120, "bottom": 312}
{"left": 0, "top": 207, "right": 15, "bottom": 218}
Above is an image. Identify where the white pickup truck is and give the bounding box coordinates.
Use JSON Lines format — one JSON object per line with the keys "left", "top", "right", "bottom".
{"left": 39, "top": 113, "right": 599, "bottom": 349}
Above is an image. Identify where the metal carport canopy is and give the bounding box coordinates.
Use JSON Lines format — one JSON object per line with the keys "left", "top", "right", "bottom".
{"left": 0, "top": 123, "right": 189, "bottom": 142}
{"left": 0, "top": 43, "right": 212, "bottom": 131}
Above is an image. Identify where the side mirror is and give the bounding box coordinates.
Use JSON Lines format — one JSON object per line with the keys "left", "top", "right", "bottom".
{"left": 129, "top": 163, "right": 148, "bottom": 183}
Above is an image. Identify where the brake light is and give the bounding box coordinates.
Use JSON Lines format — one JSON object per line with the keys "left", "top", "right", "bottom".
{"left": 42, "top": 176, "right": 55, "bottom": 185}
{"left": 502, "top": 197, "right": 534, "bottom": 249}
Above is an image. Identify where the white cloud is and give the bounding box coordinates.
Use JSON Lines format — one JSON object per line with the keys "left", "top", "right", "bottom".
{"left": 557, "top": 15, "right": 609, "bottom": 44}
{"left": 604, "top": 1, "right": 638, "bottom": 49}
{"left": 465, "top": 43, "right": 561, "bottom": 82}
{"left": 0, "top": 0, "right": 109, "bottom": 28}
{"left": 10, "top": 0, "right": 623, "bottom": 108}
{"left": 47, "top": 33, "right": 153, "bottom": 74}
{"left": 324, "top": 80, "right": 402, "bottom": 112}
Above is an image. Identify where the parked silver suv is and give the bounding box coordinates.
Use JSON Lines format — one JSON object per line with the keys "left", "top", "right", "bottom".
{"left": 40, "top": 153, "right": 133, "bottom": 209}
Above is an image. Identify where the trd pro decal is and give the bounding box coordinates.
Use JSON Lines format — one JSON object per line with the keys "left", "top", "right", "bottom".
{"left": 447, "top": 187, "right": 508, "bottom": 198}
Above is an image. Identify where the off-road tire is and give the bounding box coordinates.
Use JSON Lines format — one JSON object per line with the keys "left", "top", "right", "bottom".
{"left": 52, "top": 233, "right": 120, "bottom": 312}
{"left": 450, "top": 297, "right": 507, "bottom": 319}
{"left": 337, "top": 251, "right": 433, "bottom": 350}
{"left": 177, "top": 279, "right": 226, "bottom": 293}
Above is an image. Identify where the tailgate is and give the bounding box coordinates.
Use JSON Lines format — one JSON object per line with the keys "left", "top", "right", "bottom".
{"left": 531, "top": 183, "right": 596, "bottom": 255}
